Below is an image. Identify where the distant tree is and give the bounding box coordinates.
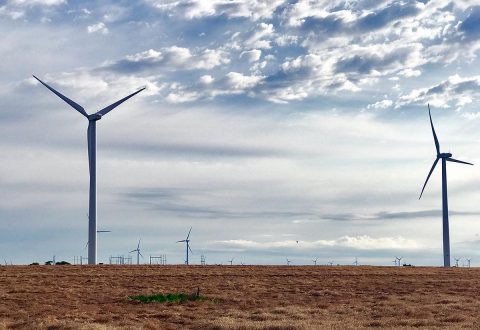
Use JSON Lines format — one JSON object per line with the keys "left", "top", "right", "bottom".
{"left": 55, "top": 261, "right": 71, "bottom": 265}
{"left": 29, "top": 262, "right": 39, "bottom": 266}
{"left": 45, "top": 261, "right": 53, "bottom": 265}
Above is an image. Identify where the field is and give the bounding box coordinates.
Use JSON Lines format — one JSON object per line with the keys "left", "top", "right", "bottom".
{"left": 0, "top": 265, "right": 479, "bottom": 329}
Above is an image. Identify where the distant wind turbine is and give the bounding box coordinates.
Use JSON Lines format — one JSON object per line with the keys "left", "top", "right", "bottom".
{"left": 228, "top": 258, "right": 234, "bottom": 266}
{"left": 130, "top": 239, "right": 143, "bottom": 265}
{"left": 466, "top": 258, "right": 471, "bottom": 268}
{"left": 419, "top": 104, "right": 473, "bottom": 267}
{"left": 286, "top": 258, "right": 291, "bottom": 266}
{"left": 312, "top": 257, "right": 318, "bottom": 265}
{"left": 454, "top": 257, "right": 461, "bottom": 267}
{"left": 177, "top": 227, "right": 193, "bottom": 265}
{"left": 33, "top": 75, "right": 145, "bottom": 265}
{"left": 395, "top": 256, "right": 403, "bottom": 266}
{"left": 353, "top": 257, "right": 359, "bottom": 266}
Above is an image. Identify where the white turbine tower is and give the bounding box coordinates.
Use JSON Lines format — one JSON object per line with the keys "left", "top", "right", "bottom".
{"left": 130, "top": 239, "right": 143, "bottom": 265}
{"left": 312, "top": 257, "right": 318, "bottom": 265}
{"left": 177, "top": 227, "right": 193, "bottom": 265}
{"left": 33, "top": 75, "right": 145, "bottom": 265}
{"left": 419, "top": 105, "right": 473, "bottom": 267}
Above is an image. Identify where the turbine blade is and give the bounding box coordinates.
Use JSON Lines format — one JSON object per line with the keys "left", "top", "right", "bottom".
{"left": 33, "top": 75, "right": 88, "bottom": 117}
{"left": 129, "top": 249, "right": 136, "bottom": 253}
{"left": 186, "top": 226, "right": 192, "bottom": 240}
{"left": 137, "top": 239, "right": 141, "bottom": 250}
{"left": 428, "top": 104, "right": 441, "bottom": 155}
{"left": 95, "top": 87, "right": 145, "bottom": 117}
{"left": 188, "top": 245, "right": 193, "bottom": 254}
{"left": 419, "top": 158, "right": 439, "bottom": 199}
{"left": 446, "top": 158, "right": 474, "bottom": 166}
{"left": 177, "top": 240, "right": 185, "bottom": 243}
{"left": 139, "top": 252, "right": 143, "bottom": 258}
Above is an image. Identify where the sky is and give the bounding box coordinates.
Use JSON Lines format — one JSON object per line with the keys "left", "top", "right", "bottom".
{"left": 1, "top": 0, "right": 480, "bottom": 266}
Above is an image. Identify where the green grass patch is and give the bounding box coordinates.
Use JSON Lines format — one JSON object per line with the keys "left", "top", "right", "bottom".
{"left": 128, "top": 292, "right": 209, "bottom": 304}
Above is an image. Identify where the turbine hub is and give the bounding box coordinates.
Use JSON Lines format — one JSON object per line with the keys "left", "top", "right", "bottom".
{"left": 88, "top": 114, "right": 102, "bottom": 121}
{"left": 440, "top": 152, "right": 452, "bottom": 158}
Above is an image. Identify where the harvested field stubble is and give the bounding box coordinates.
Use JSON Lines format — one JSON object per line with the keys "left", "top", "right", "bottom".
{"left": 0, "top": 265, "right": 479, "bottom": 329}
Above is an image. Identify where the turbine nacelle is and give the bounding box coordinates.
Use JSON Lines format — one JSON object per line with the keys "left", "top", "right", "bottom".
{"left": 88, "top": 113, "right": 102, "bottom": 121}
{"left": 439, "top": 153, "right": 452, "bottom": 158}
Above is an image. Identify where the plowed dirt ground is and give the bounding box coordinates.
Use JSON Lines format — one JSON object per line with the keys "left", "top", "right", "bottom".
{"left": 0, "top": 265, "right": 479, "bottom": 329}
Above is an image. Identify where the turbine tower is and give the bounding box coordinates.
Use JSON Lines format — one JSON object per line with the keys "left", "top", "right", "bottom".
{"left": 228, "top": 258, "right": 234, "bottom": 266}
{"left": 33, "top": 75, "right": 145, "bottom": 265}
{"left": 419, "top": 104, "right": 473, "bottom": 267}
{"left": 286, "top": 258, "right": 291, "bottom": 266}
{"left": 177, "top": 227, "right": 192, "bottom": 265}
{"left": 312, "top": 257, "right": 318, "bottom": 265}
{"left": 130, "top": 239, "right": 143, "bottom": 265}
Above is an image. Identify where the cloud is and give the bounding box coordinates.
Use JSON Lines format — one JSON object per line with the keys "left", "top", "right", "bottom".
{"left": 10, "top": 0, "right": 65, "bottom": 6}
{"left": 240, "top": 49, "right": 261, "bottom": 63}
{"left": 215, "top": 235, "right": 422, "bottom": 251}
{"left": 87, "top": 22, "right": 108, "bottom": 34}
{"left": 103, "top": 47, "right": 230, "bottom": 73}
{"left": 395, "top": 74, "right": 480, "bottom": 109}
{"left": 145, "top": 0, "right": 286, "bottom": 21}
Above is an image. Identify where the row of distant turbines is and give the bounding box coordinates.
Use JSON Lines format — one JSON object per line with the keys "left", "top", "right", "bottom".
{"left": 34, "top": 75, "right": 473, "bottom": 267}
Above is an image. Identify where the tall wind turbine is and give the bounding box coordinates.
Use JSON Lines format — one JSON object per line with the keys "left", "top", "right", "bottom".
{"left": 177, "top": 227, "right": 192, "bottom": 265}
{"left": 130, "top": 239, "right": 143, "bottom": 265}
{"left": 228, "top": 258, "right": 234, "bottom": 266}
{"left": 33, "top": 75, "right": 145, "bottom": 265}
{"left": 312, "top": 257, "right": 318, "bottom": 265}
{"left": 419, "top": 104, "right": 473, "bottom": 267}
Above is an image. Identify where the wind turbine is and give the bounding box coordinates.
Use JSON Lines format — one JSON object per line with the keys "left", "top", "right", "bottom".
{"left": 419, "top": 104, "right": 473, "bottom": 267}
{"left": 228, "top": 258, "right": 234, "bottom": 266}
{"left": 395, "top": 256, "right": 403, "bottom": 267}
{"left": 177, "top": 227, "right": 193, "bottom": 265}
{"left": 454, "top": 257, "right": 461, "bottom": 267}
{"left": 392, "top": 259, "right": 397, "bottom": 266}
{"left": 286, "top": 258, "right": 291, "bottom": 265}
{"left": 353, "top": 257, "right": 359, "bottom": 266}
{"left": 312, "top": 257, "right": 318, "bottom": 265}
{"left": 466, "top": 258, "right": 471, "bottom": 268}
{"left": 33, "top": 75, "right": 145, "bottom": 265}
{"left": 130, "top": 239, "right": 143, "bottom": 265}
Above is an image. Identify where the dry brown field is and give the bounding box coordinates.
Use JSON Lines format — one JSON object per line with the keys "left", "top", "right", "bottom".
{"left": 0, "top": 265, "right": 479, "bottom": 329}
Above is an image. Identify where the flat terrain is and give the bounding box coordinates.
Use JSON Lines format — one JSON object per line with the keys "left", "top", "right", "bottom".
{"left": 0, "top": 265, "right": 479, "bottom": 329}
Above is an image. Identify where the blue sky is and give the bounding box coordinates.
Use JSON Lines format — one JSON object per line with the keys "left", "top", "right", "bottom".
{"left": 1, "top": 0, "right": 480, "bottom": 266}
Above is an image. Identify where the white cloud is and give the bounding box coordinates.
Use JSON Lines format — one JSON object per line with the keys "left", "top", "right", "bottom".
{"left": 216, "top": 235, "right": 422, "bottom": 251}
{"left": 240, "top": 49, "right": 262, "bottom": 63}
{"left": 146, "top": 0, "right": 286, "bottom": 21}
{"left": 395, "top": 74, "right": 480, "bottom": 109}
{"left": 225, "top": 72, "right": 263, "bottom": 90}
{"left": 87, "top": 22, "right": 108, "bottom": 34}
{"left": 367, "top": 99, "right": 393, "bottom": 110}
{"left": 199, "top": 75, "right": 214, "bottom": 84}
{"left": 10, "top": 0, "right": 65, "bottom": 6}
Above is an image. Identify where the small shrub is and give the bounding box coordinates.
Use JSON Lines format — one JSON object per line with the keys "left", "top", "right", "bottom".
{"left": 129, "top": 291, "right": 209, "bottom": 304}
